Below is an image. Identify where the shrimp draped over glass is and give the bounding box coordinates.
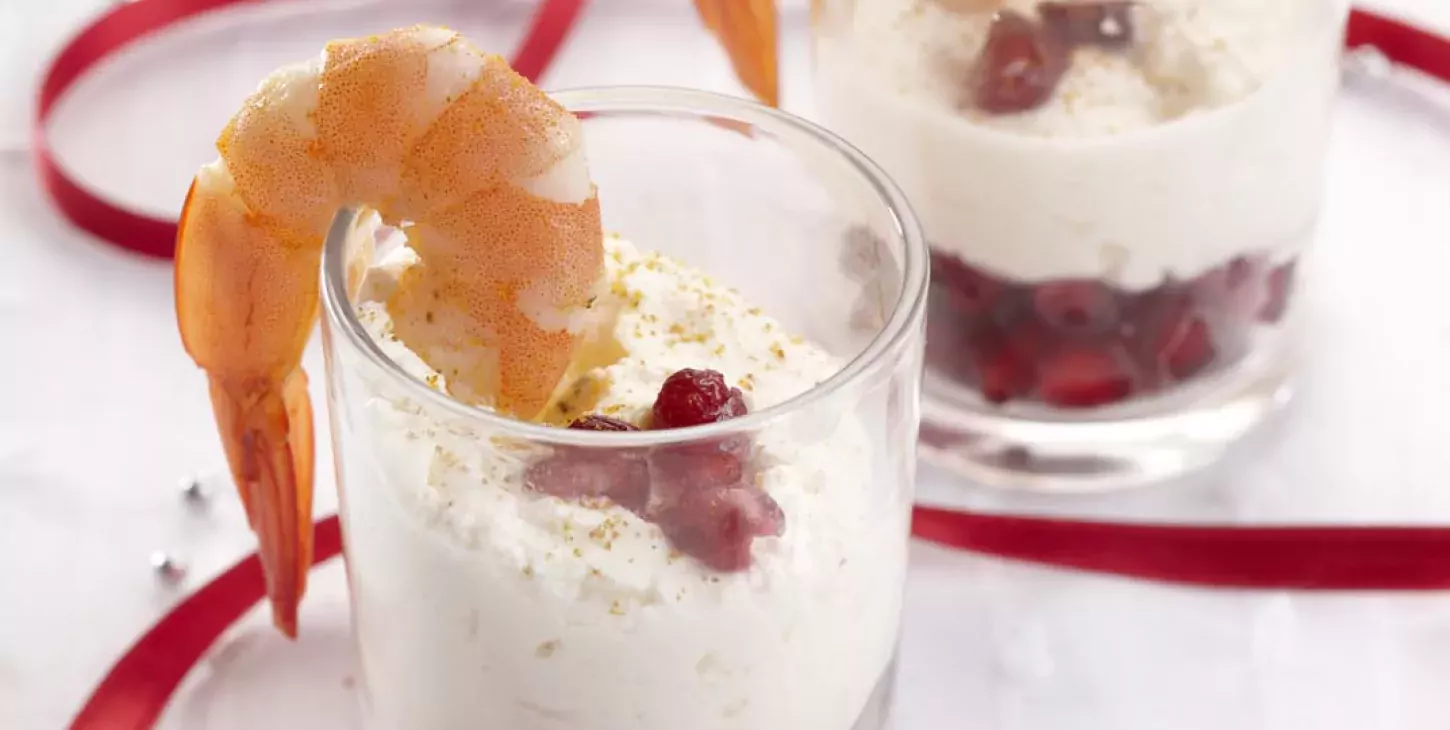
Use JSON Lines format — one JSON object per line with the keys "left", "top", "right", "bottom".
{"left": 174, "top": 26, "right": 603, "bottom": 636}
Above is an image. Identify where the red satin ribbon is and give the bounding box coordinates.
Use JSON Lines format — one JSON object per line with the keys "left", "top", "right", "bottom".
{"left": 34, "top": 0, "right": 589, "bottom": 259}
{"left": 1347, "top": 5, "right": 1450, "bottom": 83}
{"left": 71, "top": 518, "right": 344, "bottom": 730}
{"left": 913, "top": 507, "right": 1450, "bottom": 590}
{"left": 58, "top": 3, "right": 1450, "bottom": 728}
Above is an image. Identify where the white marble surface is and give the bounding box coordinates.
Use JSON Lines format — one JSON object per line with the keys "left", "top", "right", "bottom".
{"left": 3, "top": 1, "right": 1450, "bottom": 728}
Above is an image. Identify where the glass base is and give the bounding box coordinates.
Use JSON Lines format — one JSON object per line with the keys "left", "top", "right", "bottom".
{"left": 851, "top": 659, "right": 898, "bottom": 730}
{"left": 918, "top": 341, "right": 1294, "bottom": 493}
{"left": 356, "top": 654, "right": 901, "bottom": 730}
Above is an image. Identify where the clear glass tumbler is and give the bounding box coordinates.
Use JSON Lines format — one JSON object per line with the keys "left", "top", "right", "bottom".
{"left": 319, "top": 87, "right": 926, "bottom": 730}
{"left": 811, "top": 0, "right": 1349, "bottom": 490}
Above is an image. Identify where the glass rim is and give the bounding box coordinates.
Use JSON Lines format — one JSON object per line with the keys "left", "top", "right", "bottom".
{"left": 320, "top": 85, "right": 927, "bottom": 447}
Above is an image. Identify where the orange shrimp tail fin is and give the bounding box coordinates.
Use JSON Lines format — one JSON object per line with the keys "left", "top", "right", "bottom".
{"left": 207, "top": 372, "right": 315, "bottom": 638}
{"left": 694, "top": 0, "right": 780, "bottom": 107}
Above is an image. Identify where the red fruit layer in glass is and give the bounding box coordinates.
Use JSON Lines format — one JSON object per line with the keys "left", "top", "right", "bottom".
{"left": 926, "top": 250, "right": 1296, "bottom": 409}
{"left": 525, "top": 368, "right": 783, "bottom": 572}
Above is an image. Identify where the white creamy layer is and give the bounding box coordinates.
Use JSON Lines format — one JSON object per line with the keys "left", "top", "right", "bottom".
{"left": 815, "top": 0, "right": 1342, "bottom": 289}
{"left": 339, "top": 236, "right": 907, "bottom": 730}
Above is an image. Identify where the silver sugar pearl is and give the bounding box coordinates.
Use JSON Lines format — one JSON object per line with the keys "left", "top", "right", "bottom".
{"left": 179, "top": 475, "right": 209, "bottom": 505}
{"left": 150, "top": 550, "right": 186, "bottom": 582}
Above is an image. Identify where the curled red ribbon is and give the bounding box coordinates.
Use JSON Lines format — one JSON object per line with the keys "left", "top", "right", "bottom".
{"left": 56, "top": 3, "right": 1450, "bottom": 728}
{"left": 34, "top": 0, "right": 589, "bottom": 259}
{"left": 70, "top": 517, "right": 345, "bottom": 730}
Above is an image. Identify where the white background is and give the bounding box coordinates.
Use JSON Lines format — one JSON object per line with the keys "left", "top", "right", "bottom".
{"left": 3, "top": 0, "right": 1450, "bottom": 728}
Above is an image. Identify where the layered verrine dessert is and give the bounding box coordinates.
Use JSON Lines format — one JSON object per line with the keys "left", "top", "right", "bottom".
{"left": 320, "top": 89, "right": 925, "bottom": 730}
{"left": 811, "top": 0, "right": 1345, "bottom": 477}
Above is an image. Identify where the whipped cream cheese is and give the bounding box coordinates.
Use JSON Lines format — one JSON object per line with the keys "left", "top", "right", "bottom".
{"left": 339, "top": 235, "right": 906, "bottom": 729}
{"left": 814, "top": 0, "right": 1341, "bottom": 289}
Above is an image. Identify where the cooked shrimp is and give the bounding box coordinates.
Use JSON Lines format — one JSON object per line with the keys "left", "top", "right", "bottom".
{"left": 694, "top": 0, "right": 779, "bottom": 107}
{"left": 174, "top": 26, "right": 603, "bottom": 637}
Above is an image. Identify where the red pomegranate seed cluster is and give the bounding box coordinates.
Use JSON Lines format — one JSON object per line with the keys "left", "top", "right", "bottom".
{"left": 927, "top": 251, "right": 1296, "bottom": 408}
{"left": 971, "top": 2, "right": 1138, "bottom": 114}
{"left": 524, "top": 368, "right": 783, "bottom": 572}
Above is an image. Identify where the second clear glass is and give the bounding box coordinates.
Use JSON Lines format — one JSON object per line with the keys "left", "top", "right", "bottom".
{"left": 810, "top": 0, "right": 1350, "bottom": 490}
{"left": 320, "top": 87, "right": 927, "bottom": 729}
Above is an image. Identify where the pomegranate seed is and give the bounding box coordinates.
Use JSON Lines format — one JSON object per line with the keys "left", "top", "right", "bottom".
{"left": 651, "top": 447, "right": 746, "bottom": 492}
{"left": 1039, "top": 1, "right": 1136, "bottom": 49}
{"left": 569, "top": 415, "right": 639, "bottom": 432}
{"left": 1032, "top": 280, "right": 1120, "bottom": 336}
{"left": 1226, "top": 257, "right": 1254, "bottom": 290}
{"left": 1258, "top": 261, "right": 1296, "bottom": 323}
{"left": 1190, "top": 257, "right": 1264, "bottom": 321}
{"left": 926, "top": 290, "right": 978, "bottom": 382}
{"left": 968, "top": 326, "right": 1041, "bottom": 404}
{"left": 1134, "top": 294, "right": 1220, "bottom": 383}
{"left": 735, "top": 489, "right": 786, "bottom": 538}
{"left": 659, "top": 488, "right": 785, "bottom": 572}
{"left": 987, "top": 287, "right": 1036, "bottom": 330}
{"left": 524, "top": 450, "right": 649, "bottom": 506}
{"left": 975, "top": 349, "right": 1028, "bottom": 404}
{"left": 1189, "top": 264, "right": 1227, "bottom": 304}
{"left": 645, "top": 444, "right": 753, "bottom": 548}
{"left": 1037, "top": 345, "right": 1136, "bottom": 408}
{"left": 931, "top": 251, "right": 1007, "bottom": 316}
{"left": 610, "top": 476, "right": 651, "bottom": 515}
{"left": 651, "top": 368, "right": 748, "bottom": 429}
{"left": 971, "top": 10, "right": 1069, "bottom": 114}
{"left": 518, "top": 416, "right": 649, "bottom": 510}
{"left": 1005, "top": 318, "right": 1053, "bottom": 361}
{"left": 1123, "top": 280, "right": 1188, "bottom": 322}
{"left": 1157, "top": 313, "right": 1216, "bottom": 382}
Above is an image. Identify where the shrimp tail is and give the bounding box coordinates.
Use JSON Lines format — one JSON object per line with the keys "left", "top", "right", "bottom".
{"left": 694, "top": 0, "right": 779, "bottom": 107}
{"left": 206, "top": 371, "right": 315, "bottom": 638}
